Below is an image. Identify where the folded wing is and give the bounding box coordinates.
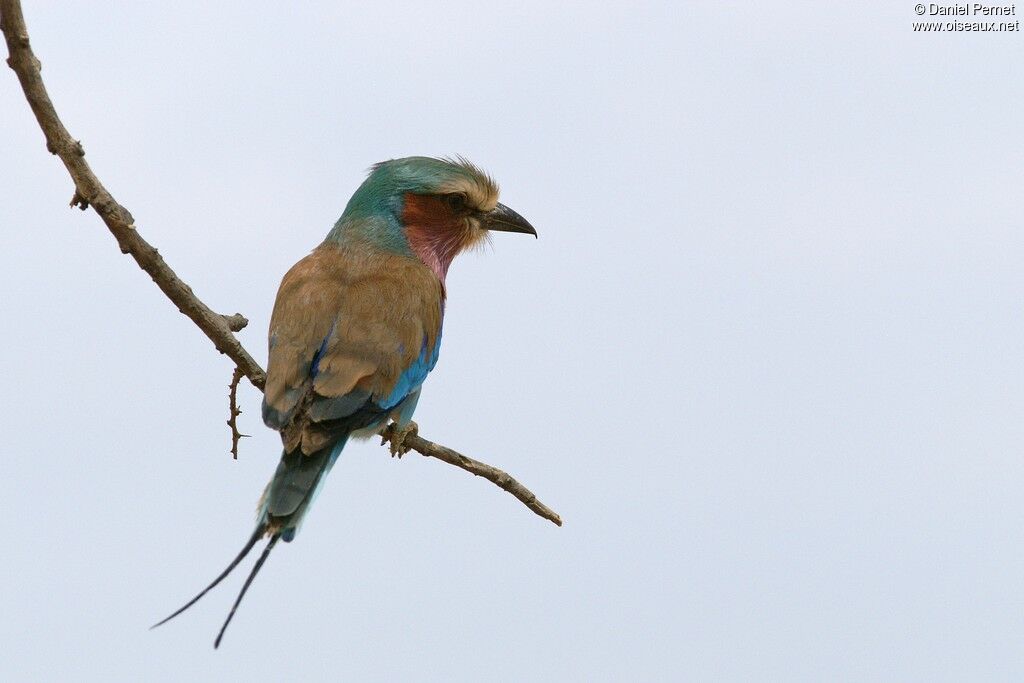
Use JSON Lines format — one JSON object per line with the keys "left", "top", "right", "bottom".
{"left": 262, "top": 244, "right": 444, "bottom": 454}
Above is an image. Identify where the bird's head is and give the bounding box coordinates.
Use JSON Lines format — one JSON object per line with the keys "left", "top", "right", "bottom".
{"left": 328, "top": 156, "right": 536, "bottom": 282}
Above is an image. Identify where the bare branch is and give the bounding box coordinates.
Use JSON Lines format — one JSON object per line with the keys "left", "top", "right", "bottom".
{"left": 381, "top": 424, "right": 563, "bottom": 526}
{"left": 1, "top": 0, "right": 561, "bottom": 525}
{"left": 0, "top": 1, "right": 266, "bottom": 390}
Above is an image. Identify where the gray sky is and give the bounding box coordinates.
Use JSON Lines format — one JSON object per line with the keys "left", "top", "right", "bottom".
{"left": 2, "top": 1, "right": 1023, "bottom": 680}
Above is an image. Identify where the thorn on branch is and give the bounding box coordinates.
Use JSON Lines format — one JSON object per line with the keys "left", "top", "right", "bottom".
{"left": 227, "top": 367, "right": 249, "bottom": 460}
{"left": 221, "top": 313, "right": 249, "bottom": 332}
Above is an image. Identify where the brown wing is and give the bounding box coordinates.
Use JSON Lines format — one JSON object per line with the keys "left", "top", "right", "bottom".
{"left": 262, "top": 243, "right": 443, "bottom": 454}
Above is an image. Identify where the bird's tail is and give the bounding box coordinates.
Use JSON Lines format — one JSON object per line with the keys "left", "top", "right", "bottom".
{"left": 258, "top": 434, "right": 349, "bottom": 543}
{"left": 151, "top": 435, "right": 348, "bottom": 647}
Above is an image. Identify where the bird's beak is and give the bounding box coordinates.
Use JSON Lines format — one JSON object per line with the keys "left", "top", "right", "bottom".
{"left": 483, "top": 202, "right": 538, "bottom": 238}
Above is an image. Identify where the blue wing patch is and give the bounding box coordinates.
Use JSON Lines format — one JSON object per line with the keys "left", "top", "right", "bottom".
{"left": 263, "top": 322, "right": 441, "bottom": 429}
{"left": 379, "top": 332, "right": 442, "bottom": 409}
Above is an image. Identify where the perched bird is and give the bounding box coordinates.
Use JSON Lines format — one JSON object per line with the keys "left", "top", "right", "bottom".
{"left": 152, "top": 157, "right": 536, "bottom": 647}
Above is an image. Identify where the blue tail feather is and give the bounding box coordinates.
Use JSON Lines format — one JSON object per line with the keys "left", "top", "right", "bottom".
{"left": 259, "top": 433, "right": 349, "bottom": 542}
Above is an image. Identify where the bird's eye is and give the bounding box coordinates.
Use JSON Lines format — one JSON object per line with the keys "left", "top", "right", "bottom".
{"left": 445, "top": 193, "right": 468, "bottom": 212}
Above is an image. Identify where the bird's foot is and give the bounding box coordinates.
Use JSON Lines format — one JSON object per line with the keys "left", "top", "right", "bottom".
{"left": 382, "top": 421, "right": 418, "bottom": 458}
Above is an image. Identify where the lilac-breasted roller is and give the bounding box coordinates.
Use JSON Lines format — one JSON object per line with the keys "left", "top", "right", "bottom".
{"left": 153, "top": 157, "right": 536, "bottom": 647}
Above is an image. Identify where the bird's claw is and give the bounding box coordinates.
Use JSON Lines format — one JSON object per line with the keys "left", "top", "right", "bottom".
{"left": 383, "top": 421, "right": 418, "bottom": 458}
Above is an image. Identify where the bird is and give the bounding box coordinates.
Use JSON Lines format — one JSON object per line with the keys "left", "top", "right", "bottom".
{"left": 151, "top": 156, "right": 536, "bottom": 647}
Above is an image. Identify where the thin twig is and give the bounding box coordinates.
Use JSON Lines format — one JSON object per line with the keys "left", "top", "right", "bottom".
{"left": 381, "top": 425, "right": 562, "bottom": 526}
{"left": 1, "top": 0, "right": 560, "bottom": 525}
{"left": 227, "top": 367, "right": 249, "bottom": 460}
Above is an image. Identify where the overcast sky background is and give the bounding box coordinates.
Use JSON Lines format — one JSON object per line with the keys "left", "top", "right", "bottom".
{"left": 2, "top": 2, "right": 1023, "bottom": 680}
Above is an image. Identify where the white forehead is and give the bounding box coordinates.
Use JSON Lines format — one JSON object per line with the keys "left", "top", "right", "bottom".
{"left": 437, "top": 158, "right": 500, "bottom": 211}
